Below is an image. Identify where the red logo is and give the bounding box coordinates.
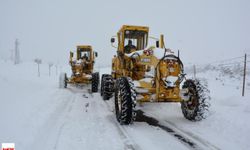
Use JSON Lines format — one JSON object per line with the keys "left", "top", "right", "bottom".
{"left": 143, "top": 49, "right": 153, "bottom": 56}
{"left": 1, "top": 143, "right": 15, "bottom": 150}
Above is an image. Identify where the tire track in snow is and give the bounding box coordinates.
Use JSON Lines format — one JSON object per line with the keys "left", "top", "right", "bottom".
{"left": 107, "top": 116, "right": 140, "bottom": 150}
{"left": 139, "top": 110, "right": 221, "bottom": 150}
{"left": 164, "top": 120, "right": 220, "bottom": 150}
{"left": 102, "top": 95, "right": 219, "bottom": 150}
{"left": 68, "top": 87, "right": 218, "bottom": 150}
{"left": 53, "top": 94, "right": 77, "bottom": 150}
{"left": 31, "top": 89, "right": 76, "bottom": 150}
{"left": 53, "top": 122, "right": 66, "bottom": 150}
{"left": 81, "top": 92, "right": 134, "bottom": 150}
{"left": 103, "top": 99, "right": 142, "bottom": 150}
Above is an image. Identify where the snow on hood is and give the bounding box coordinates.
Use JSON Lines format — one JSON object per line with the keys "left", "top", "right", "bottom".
{"left": 72, "top": 59, "right": 83, "bottom": 66}
{"left": 84, "top": 74, "right": 92, "bottom": 79}
{"left": 125, "top": 47, "right": 176, "bottom": 59}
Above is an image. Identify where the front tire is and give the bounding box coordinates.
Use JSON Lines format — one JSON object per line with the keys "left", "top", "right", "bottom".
{"left": 101, "top": 74, "right": 109, "bottom": 96}
{"left": 181, "top": 79, "right": 210, "bottom": 121}
{"left": 115, "top": 77, "right": 136, "bottom": 125}
{"left": 101, "top": 74, "right": 114, "bottom": 100}
{"left": 91, "top": 72, "right": 99, "bottom": 92}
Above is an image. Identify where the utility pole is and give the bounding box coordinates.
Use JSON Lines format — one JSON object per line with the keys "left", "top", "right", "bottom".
{"left": 14, "top": 39, "right": 20, "bottom": 64}
{"left": 242, "top": 54, "right": 247, "bottom": 97}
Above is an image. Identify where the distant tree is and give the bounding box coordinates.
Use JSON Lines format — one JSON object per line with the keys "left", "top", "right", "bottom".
{"left": 34, "top": 58, "right": 42, "bottom": 77}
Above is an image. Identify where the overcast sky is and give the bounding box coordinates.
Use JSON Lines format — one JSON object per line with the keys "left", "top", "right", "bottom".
{"left": 1, "top": 0, "right": 250, "bottom": 67}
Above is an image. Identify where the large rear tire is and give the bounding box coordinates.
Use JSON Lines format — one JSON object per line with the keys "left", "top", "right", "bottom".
{"left": 115, "top": 77, "right": 136, "bottom": 125}
{"left": 101, "top": 74, "right": 114, "bottom": 100}
{"left": 91, "top": 72, "right": 99, "bottom": 92}
{"left": 181, "top": 79, "right": 210, "bottom": 121}
{"left": 59, "top": 73, "right": 67, "bottom": 88}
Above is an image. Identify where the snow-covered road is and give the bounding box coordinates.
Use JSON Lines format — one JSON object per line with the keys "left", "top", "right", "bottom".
{"left": 30, "top": 86, "right": 126, "bottom": 150}
{"left": 1, "top": 61, "right": 250, "bottom": 150}
{"left": 29, "top": 85, "right": 192, "bottom": 150}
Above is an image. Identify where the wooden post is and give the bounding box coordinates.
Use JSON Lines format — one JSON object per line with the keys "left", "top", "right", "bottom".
{"left": 34, "top": 58, "right": 42, "bottom": 77}
{"left": 242, "top": 54, "right": 247, "bottom": 97}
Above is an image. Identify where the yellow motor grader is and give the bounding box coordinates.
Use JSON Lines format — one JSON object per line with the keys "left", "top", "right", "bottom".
{"left": 101, "top": 25, "right": 210, "bottom": 124}
{"left": 60, "top": 45, "right": 99, "bottom": 92}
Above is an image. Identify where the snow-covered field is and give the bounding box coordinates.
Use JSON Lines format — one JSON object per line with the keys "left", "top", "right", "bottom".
{"left": 0, "top": 60, "right": 250, "bottom": 150}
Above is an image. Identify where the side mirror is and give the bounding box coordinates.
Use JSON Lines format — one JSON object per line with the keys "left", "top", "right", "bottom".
{"left": 156, "top": 41, "right": 159, "bottom": 48}
{"left": 111, "top": 38, "right": 115, "bottom": 43}
{"left": 95, "top": 52, "right": 98, "bottom": 57}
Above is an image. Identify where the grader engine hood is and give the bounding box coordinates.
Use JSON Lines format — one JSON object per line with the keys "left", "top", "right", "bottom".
{"left": 125, "top": 47, "right": 175, "bottom": 65}
{"left": 125, "top": 47, "right": 181, "bottom": 70}
{"left": 125, "top": 47, "right": 184, "bottom": 96}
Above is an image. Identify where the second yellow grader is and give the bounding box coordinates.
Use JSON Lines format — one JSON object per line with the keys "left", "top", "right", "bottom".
{"left": 60, "top": 45, "right": 99, "bottom": 92}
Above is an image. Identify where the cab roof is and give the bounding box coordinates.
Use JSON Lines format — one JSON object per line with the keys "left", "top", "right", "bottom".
{"left": 77, "top": 45, "right": 92, "bottom": 51}
{"left": 119, "top": 25, "right": 149, "bottom": 33}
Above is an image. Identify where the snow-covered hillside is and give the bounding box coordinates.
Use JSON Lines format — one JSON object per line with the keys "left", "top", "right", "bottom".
{"left": 0, "top": 60, "right": 250, "bottom": 150}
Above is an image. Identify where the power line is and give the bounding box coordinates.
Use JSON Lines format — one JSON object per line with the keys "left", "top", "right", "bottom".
{"left": 217, "top": 61, "right": 244, "bottom": 66}
{"left": 206, "top": 56, "right": 244, "bottom": 64}
{"left": 190, "top": 55, "right": 245, "bottom": 68}
{"left": 221, "top": 83, "right": 241, "bottom": 88}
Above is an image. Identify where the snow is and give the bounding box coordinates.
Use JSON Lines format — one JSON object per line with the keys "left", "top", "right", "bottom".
{"left": 0, "top": 60, "right": 250, "bottom": 150}
{"left": 125, "top": 47, "right": 176, "bottom": 60}
{"left": 139, "top": 78, "right": 152, "bottom": 83}
{"left": 163, "top": 76, "right": 179, "bottom": 87}
{"left": 75, "top": 60, "right": 83, "bottom": 65}
{"left": 153, "top": 48, "right": 175, "bottom": 60}
{"left": 84, "top": 74, "right": 92, "bottom": 79}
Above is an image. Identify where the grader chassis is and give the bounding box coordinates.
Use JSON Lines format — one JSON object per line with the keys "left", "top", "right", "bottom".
{"left": 101, "top": 25, "right": 210, "bottom": 125}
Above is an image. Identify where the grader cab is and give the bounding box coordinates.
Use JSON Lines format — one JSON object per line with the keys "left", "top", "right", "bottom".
{"left": 59, "top": 45, "right": 99, "bottom": 92}
{"left": 101, "top": 25, "right": 210, "bottom": 125}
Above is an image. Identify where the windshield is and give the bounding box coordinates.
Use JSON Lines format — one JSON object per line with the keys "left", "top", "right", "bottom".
{"left": 124, "top": 30, "right": 148, "bottom": 51}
